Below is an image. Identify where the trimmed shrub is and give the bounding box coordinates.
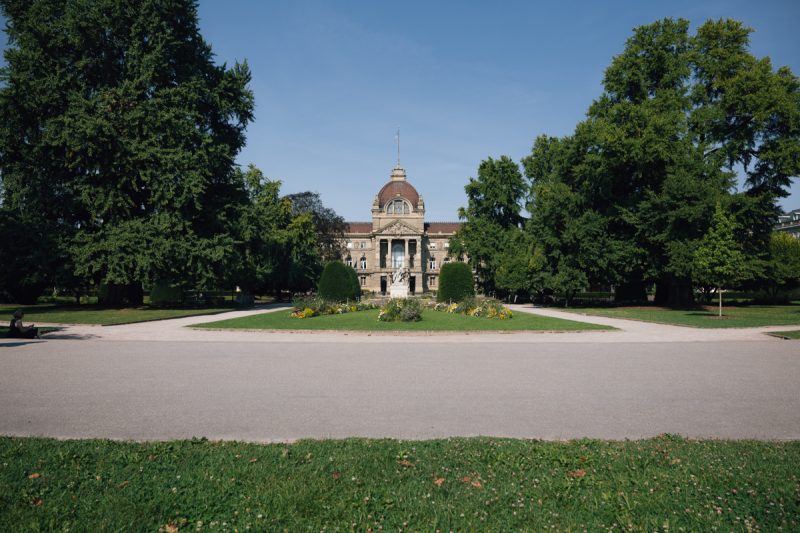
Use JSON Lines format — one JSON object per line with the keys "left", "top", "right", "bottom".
{"left": 346, "top": 266, "right": 361, "bottom": 301}
{"left": 317, "top": 262, "right": 360, "bottom": 302}
{"left": 378, "top": 298, "right": 423, "bottom": 322}
{"left": 437, "top": 262, "right": 474, "bottom": 302}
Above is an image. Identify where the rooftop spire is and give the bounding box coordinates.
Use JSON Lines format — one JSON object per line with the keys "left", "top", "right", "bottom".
{"left": 396, "top": 127, "right": 400, "bottom": 167}
{"left": 391, "top": 127, "right": 406, "bottom": 181}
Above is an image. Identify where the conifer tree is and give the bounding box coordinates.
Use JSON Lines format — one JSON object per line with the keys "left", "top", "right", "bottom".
{"left": 0, "top": 0, "right": 254, "bottom": 303}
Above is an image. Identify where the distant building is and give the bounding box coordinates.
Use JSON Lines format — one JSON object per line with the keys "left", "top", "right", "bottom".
{"left": 776, "top": 208, "right": 800, "bottom": 238}
{"left": 341, "top": 164, "right": 463, "bottom": 294}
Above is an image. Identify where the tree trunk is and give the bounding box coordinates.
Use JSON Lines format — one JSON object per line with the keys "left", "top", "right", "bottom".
{"left": 127, "top": 282, "right": 144, "bottom": 306}
{"left": 614, "top": 279, "right": 648, "bottom": 304}
{"left": 654, "top": 277, "right": 694, "bottom": 308}
{"left": 101, "top": 282, "right": 143, "bottom": 306}
{"left": 718, "top": 288, "right": 722, "bottom": 317}
{"left": 653, "top": 280, "right": 669, "bottom": 306}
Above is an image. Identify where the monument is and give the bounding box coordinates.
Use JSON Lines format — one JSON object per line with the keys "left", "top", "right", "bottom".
{"left": 389, "top": 266, "right": 409, "bottom": 298}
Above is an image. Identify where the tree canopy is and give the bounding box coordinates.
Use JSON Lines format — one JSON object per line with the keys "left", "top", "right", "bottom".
{"left": 457, "top": 18, "right": 799, "bottom": 305}
{"left": 0, "top": 0, "right": 254, "bottom": 303}
{"left": 450, "top": 156, "right": 526, "bottom": 295}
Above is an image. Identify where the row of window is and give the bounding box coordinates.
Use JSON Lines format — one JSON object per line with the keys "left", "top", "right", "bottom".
{"left": 345, "top": 257, "right": 369, "bottom": 269}
{"left": 347, "top": 241, "right": 449, "bottom": 249}
{"left": 345, "top": 257, "right": 450, "bottom": 270}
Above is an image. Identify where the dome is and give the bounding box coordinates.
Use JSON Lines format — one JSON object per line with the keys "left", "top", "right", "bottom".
{"left": 377, "top": 165, "right": 420, "bottom": 207}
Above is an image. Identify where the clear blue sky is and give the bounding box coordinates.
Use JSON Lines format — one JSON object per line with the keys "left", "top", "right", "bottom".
{"left": 2, "top": 1, "right": 799, "bottom": 220}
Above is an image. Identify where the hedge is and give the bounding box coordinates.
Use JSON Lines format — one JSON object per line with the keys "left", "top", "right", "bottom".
{"left": 437, "top": 262, "right": 474, "bottom": 302}
{"left": 149, "top": 281, "right": 183, "bottom": 305}
{"left": 318, "top": 261, "right": 360, "bottom": 302}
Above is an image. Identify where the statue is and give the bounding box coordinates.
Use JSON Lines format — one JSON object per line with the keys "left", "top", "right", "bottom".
{"left": 392, "top": 266, "right": 408, "bottom": 285}
{"left": 389, "top": 266, "right": 409, "bottom": 298}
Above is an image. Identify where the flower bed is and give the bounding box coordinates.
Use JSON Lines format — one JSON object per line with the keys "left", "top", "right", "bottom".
{"left": 428, "top": 297, "right": 513, "bottom": 319}
{"left": 290, "top": 296, "right": 377, "bottom": 319}
{"left": 378, "top": 298, "right": 423, "bottom": 322}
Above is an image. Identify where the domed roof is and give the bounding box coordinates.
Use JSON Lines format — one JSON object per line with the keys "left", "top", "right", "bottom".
{"left": 377, "top": 165, "right": 420, "bottom": 207}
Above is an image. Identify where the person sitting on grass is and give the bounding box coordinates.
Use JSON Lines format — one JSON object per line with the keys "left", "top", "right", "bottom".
{"left": 8, "top": 310, "right": 39, "bottom": 339}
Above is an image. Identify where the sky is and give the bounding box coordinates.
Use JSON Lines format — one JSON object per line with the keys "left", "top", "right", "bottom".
{"left": 2, "top": 0, "right": 799, "bottom": 221}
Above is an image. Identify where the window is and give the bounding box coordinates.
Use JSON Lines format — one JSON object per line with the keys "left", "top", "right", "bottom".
{"left": 359, "top": 241, "right": 366, "bottom": 249}
{"left": 429, "top": 257, "right": 437, "bottom": 270}
{"left": 345, "top": 256, "right": 353, "bottom": 267}
{"left": 359, "top": 257, "right": 367, "bottom": 270}
{"left": 346, "top": 242, "right": 353, "bottom": 249}
{"left": 386, "top": 199, "right": 410, "bottom": 214}
{"left": 429, "top": 275, "right": 436, "bottom": 286}
{"left": 444, "top": 242, "right": 449, "bottom": 249}
{"left": 429, "top": 243, "right": 437, "bottom": 249}
{"left": 360, "top": 276, "right": 367, "bottom": 286}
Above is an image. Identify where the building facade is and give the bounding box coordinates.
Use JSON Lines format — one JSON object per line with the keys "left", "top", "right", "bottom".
{"left": 341, "top": 164, "right": 462, "bottom": 295}
{"left": 776, "top": 208, "right": 800, "bottom": 239}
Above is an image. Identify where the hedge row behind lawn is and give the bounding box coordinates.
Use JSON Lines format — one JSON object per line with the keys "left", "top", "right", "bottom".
{"left": 1, "top": 435, "right": 798, "bottom": 531}
{"left": 437, "top": 261, "right": 474, "bottom": 302}
{"left": 317, "top": 261, "right": 360, "bottom": 302}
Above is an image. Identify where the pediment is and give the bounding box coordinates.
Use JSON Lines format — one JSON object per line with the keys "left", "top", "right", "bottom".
{"left": 377, "top": 220, "right": 419, "bottom": 236}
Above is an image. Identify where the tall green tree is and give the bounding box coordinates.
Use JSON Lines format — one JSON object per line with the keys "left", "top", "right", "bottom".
{"left": 284, "top": 191, "right": 347, "bottom": 262}
{"left": 524, "top": 139, "right": 610, "bottom": 305}
{"left": 521, "top": 18, "right": 799, "bottom": 306}
{"left": 693, "top": 203, "right": 746, "bottom": 316}
{"left": 0, "top": 0, "right": 254, "bottom": 304}
{"left": 760, "top": 232, "right": 800, "bottom": 302}
{"left": 233, "top": 165, "right": 324, "bottom": 297}
{"left": 450, "top": 156, "right": 526, "bottom": 295}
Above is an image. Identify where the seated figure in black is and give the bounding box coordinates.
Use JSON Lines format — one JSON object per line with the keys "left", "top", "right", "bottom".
{"left": 9, "top": 310, "right": 39, "bottom": 339}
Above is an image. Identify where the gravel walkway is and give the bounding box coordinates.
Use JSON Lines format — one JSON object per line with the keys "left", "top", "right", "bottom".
{"left": 4, "top": 303, "right": 794, "bottom": 344}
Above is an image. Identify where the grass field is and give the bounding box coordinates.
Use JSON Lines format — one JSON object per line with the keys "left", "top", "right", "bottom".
{"left": 564, "top": 304, "right": 800, "bottom": 328}
{"left": 0, "top": 304, "right": 238, "bottom": 326}
{"left": 1, "top": 435, "right": 797, "bottom": 531}
{"left": 766, "top": 329, "right": 800, "bottom": 339}
{"left": 193, "top": 308, "right": 612, "bottom": 332}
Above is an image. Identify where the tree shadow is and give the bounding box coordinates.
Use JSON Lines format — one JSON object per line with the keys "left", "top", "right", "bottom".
{"left": 0, "top": 341, "right": 42, "bottom": 348}
{"left": 1, "top": 326, "right": 99, "bottom": 343}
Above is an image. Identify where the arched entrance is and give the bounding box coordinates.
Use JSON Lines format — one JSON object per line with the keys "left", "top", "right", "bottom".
{"left": 391, "top": 241, "right": 404, "bottom": 269}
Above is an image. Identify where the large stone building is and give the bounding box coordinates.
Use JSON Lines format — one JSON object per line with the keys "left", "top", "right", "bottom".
{"left": 776, "top": 208, "right": 800, "bottom": 239}
{"left": 341, "top": 164, "right": 462, "bottom": 295}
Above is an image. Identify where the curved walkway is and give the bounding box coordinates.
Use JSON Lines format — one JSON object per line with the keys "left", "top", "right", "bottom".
{"left": 1, "top": 304, "right": 798, "bottom": 441}
{"left": 5, "top": 303, "right": 794, "bottom": 344}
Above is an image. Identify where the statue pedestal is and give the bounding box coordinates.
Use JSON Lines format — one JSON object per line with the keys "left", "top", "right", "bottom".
{"left": 389, "top": 283, "right": 408, "bottom": 298}
{"left": 389, "top": 267, "right": 409, "bottom": 298}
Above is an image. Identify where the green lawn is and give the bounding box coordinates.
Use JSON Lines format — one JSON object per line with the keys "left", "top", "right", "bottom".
{"left": 766, "top": 329, "right": 800, "bottom": 339}
{"left": 1, "top": 435, "right": 797, "bottom": 531}
{"left": 193, "top": 308, "right": 611, "bottom": 332}
{"left": 0, "top": 303, "right": 238, "bottom": 326}
{"left": 564, "top": 304, "right": 800, "bottom": 328}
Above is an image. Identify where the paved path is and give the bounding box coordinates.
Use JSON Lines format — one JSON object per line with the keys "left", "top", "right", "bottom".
{"left": 0, "top": 306, "right": 798, "bottom": 442}
{"left": 10, "top": 303, "right": 795, "bottom": 344}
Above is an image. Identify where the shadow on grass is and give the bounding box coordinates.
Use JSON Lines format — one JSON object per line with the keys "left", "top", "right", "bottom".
{"left": 0, "top": 302, "right": 238, "bottom": 315}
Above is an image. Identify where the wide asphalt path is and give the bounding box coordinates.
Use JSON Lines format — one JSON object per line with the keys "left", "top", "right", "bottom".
{"left": 1, "top": 306, "right": 798, "bottom": 441}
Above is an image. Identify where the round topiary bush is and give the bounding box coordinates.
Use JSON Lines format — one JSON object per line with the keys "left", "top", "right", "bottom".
{"left": 437, "top": 262, "right": 474, "bottom": 303}
{"left": 318, "top": 261, "right": 360, "bottom": 302}
{"left": 346, "top": 266, "right": 361, "bottom": 301}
